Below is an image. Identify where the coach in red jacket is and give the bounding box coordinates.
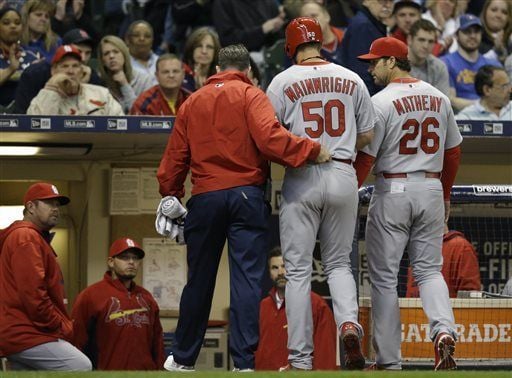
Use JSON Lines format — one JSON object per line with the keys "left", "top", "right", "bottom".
{"left": 0, "top": 183, "right": 91, "bottom": 371}
{"left": 406, "top": 224, "right": 482, "bottom": 298}
{"left": 255, "top": 247, "right": 337, "bottom": 370}
{"left": 158, "top": 44, "right": 331, "bottom": 372}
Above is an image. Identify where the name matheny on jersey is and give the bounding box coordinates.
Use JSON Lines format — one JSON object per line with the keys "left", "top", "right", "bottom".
{"left": 284, "top": 76, "right": 358, "bottom": 102}
{"left": 393, "top": 95, "right": 443, "bottom": 115}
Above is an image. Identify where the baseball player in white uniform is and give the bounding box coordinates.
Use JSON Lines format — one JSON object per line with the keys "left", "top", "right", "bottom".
{"left": 266, "top": 17, "right": 375, "bottom": 371}
{"left": 356, "top": 37, "right": 462, "bottom": 371}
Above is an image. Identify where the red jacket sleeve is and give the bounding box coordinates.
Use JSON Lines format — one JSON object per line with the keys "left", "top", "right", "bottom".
{"left": 71, "top": 290, "right": 93, "bottom": 350}
{"left": 446, "top": 235, "right": 481, "bottom": 294}
{"left": 441, "top": 146, "right": 461, "bottom": 201}
{"left": 353, "top": 151, "right": 375, "bottom": 188}
{"left": 12, "top": 240, "right": 67, "bottom": 333}
{"left": 152, "top": 301, "right": 166, "bottom": 369}
{"left": 245, "top": 88, "right": 320, "bottom": 167}
{"left": 156, "top": 103, "right": 191, "bottom": 198}
{"left": 311, "top": 294, "right": 337, "bottom": 370}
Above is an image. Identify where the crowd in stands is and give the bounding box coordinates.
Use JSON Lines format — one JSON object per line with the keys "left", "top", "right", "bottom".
{"left": 0, "top": 0, "right": 510, "bottom": 119}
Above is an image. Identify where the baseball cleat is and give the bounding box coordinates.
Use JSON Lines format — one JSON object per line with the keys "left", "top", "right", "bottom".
{"left": 232, "top": 367, "right": 255, "bottom": 372}
{"left": 434, "top": 333, "right": 456, "bottom": 371}
{"left": 341, "top": 322, "right": 365, "bottom": 370}
{"left": 163, "top": 354, "right": 195, "bottom": 372}
{"left": 278, "top": 364, "right": 309, "bottom": 371}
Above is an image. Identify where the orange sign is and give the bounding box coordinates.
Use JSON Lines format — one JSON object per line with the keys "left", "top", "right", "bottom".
{"left": 360, "top": 298, "right": 512, "bottom": 360}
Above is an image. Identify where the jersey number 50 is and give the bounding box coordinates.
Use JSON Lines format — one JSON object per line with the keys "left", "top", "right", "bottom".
{"left": 302, "top": 100, "right": 345, "bottom": 138}
{"left": 399, "top": 117, "right": 440, "bottom": 155}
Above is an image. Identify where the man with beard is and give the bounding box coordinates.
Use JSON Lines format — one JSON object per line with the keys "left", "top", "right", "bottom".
{"left": 441, "top": 14, "right": 502, "bottom": 112}
{"left": 0, "top": 182, "right": 92, "bottom": 371}
{"left": 254, "top": 247, "right": 337, "bottom": 371}
{"left": 71, "top": 238, "right": 165, "bottom": 370}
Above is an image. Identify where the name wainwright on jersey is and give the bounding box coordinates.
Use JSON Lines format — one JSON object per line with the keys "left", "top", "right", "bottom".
{"left": 393, "top": 95, "right": 443, "bottom": 115}
{"left": 285, "top": 76, "right": 358, "bottom": 102}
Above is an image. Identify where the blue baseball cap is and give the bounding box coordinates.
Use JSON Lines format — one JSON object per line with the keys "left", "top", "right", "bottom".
{"left": 393, "top": 0, "right": 422, "bottom": 14}
{"left": 458, "top": 14, "right": 482, "bottom": 31}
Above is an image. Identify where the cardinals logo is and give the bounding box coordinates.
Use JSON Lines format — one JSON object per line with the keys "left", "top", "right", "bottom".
{"left": 105, "top": 295, "right": 150, "bottom": 328}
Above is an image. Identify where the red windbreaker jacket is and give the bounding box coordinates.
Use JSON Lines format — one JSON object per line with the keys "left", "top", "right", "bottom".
{"left": 0, "top": 221, "right": 73, "bottom": 355}
{"left": 157, "top": 71, "right": 320, "bottom": 198}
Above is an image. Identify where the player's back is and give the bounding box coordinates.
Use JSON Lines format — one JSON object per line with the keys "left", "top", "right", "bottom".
{"left": 368, "top": 79, "right": 461, "bottom": 174}
{"left": 266, "top": 62, "right": 374, "bottom": 160}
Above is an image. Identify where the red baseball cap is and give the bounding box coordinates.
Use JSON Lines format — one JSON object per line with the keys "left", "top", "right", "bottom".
{"left": 358, "top": 37, "right": 409, "bottom": 61}
{"left": 23, "top": 182, "right": 70, "bottom": 205}
{"left": 52, "top": 44, "right": 82, "bottom": 65}
{"left": 109, "top": 237, "right": 145, "bottom": 258}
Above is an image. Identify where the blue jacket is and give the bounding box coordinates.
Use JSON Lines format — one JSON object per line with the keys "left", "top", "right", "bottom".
{"left": 340, "top": 6, "right": 386, "bottom": 95}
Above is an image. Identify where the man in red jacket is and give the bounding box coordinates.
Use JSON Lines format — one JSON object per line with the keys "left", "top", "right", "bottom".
{"left": 0, "top": 183, "right": 91, "bottom": 371}
{"left": 71, "top": 237, "right": 165, "bottom": 370}
{"left": 158, "top": 44, "right": 331, "bottom": 372}
{"left": 255, "top": 247, "right": 337, "bottom": 371}
{"left": 406, "top": 224, "right": 481, "bottom": 298}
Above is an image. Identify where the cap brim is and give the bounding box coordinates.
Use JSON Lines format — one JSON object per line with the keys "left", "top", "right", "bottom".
{"left": 357, "top": 53, "right": 382, "bottom": 61}
{"left": 113, "top": 247, "right": 145, "bottom": 259}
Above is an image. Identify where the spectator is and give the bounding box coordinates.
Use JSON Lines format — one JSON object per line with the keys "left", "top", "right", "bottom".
{"left": 422, "top": 0, "right": 458, "bottom": 55}
{"left": 20, "top": 0, "right": 62, "bottom": 62}
{"left": 27, "top": 45, "right": 123, "bottom": 115}
{"left": 503, "top": 277, "right": 512, "bottom": 296}
{"left": 408, "top": 19, "right": 450, "bottom": 96}
{"left": 52, "top": 0, "right": 99, "bottom": 44}
{"left": 390, "top": 0, "right": 422, "bottom": 45}
{"left": 406, "top": 224, "right": 482, "bottom": 298}
{"left": 441, "top": 14, "right": 502, "bottom": 112}
{"left": 71, "top": 237, "right": 165, "bottom": 370}
{"left": 0, "top": 7, "right": 39, "bottom": 109}
{"left": 300, "top": 1, "right": 344, "bottom": 65}
{"left": 455, "top": 65, "right": 511, "bottom": 120}
{"left": 125, "top": 20, "right": 159, "bottom": 77}
{"left": 212, "top": 0, "right": 285, "bottom": 53}
{"left": 130, "top": 54, "right": 190, "bottom": 115}
{"left": 14, "top": 28, "right": 103, "bottom": 114}
{"left": 181, "top": 27, "right": 220, "bottom": 92}
{"left": 0, "top": 182, "right": 92, "bottom": 371}
{"left": 255, "top": 247, "right": 337, "bottom": 371}
{"left": 479, "top": 0, "right": 511, "bottom": 64}
{"left": 158, "top": 44, "right": 330, "bottom": 373}
{"left": 340, "top": 0, "right": 393, "bottom": 95}
{"left": 98, "top": 35, "right": 155, "bottom": 113}
{"left": 506, "top": 53, "right": 512, "bottom": 80}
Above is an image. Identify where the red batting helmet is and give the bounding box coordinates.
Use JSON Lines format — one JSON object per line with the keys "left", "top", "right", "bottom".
{"left": 285, "top": 17, "right": 323, "bottom": 59}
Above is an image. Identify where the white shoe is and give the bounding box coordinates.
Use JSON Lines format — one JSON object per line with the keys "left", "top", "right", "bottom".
{"left": 232, "top": 367, "right": 254, "bottom": 372}
{"left": 163, "top": 354, "right": 195, "bottom": 372}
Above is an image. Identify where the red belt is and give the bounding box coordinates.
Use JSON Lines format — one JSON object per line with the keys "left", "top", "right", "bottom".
{"left": 382, "top": 172, "right": 441, "bottom": 179}
{"left": 332, "top": 158, "right": 352, "bottom": 165}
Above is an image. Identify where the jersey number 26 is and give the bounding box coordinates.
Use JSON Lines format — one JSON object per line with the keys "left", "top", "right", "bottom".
{"left": 302, "top": 100, "right": 345, "bottom": 138}
{"left": 399, "top": 117, "right": 440, "bottom": 155}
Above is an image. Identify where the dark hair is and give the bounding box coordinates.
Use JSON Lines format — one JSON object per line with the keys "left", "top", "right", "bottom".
{"left": 475, "top": 65, "right": 506, "bottom": 96}
{"left": 295, "top": 41, "right": 322, "bottom": 56}
{"left": 268, "top": 246, "right": 282, "bottom": 264}
{"left": 395, "top": 57, "right": 411, "bottom": 72}
{"left": 409, "top": 19, "right": 438, "bottom": 38}
{"left": 125, "top": 20, "right": 154, "bottom": 39}
{"left": 381, "top": 56, "right": 411, "bottom": 72}
{"left": 249, "top": 57, "right": 261, "bottom": 84}
{"left": 183, "top": 27, "right": 220, "bottom": 77}
{"left": 218, "top": 44, "right": 250, "bottom": 71}
{"left": 0, "top": 7, "right": 20, "bottom": 20}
